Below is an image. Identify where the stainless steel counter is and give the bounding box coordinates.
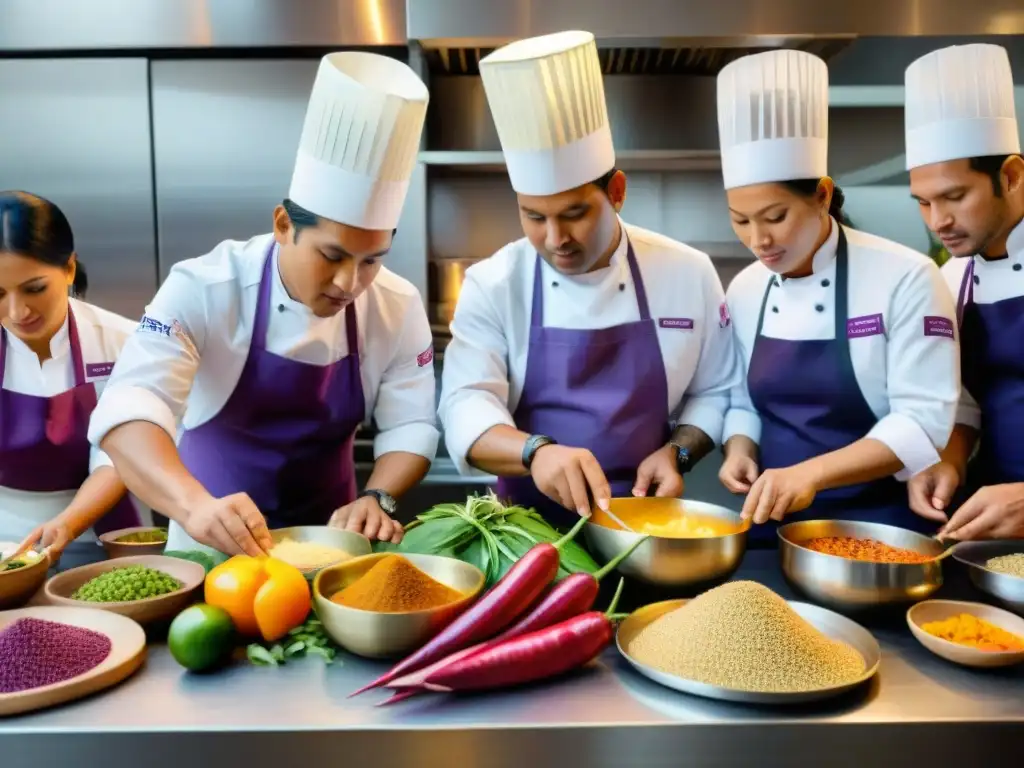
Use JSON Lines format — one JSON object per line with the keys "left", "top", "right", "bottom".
{"left": 3, "top": 551, "right": 1024, "bottom": 768}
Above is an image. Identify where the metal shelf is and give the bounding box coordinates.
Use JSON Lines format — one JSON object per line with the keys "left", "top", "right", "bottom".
{"left": 420, "top": 149, "right": 723, "bottom": 172}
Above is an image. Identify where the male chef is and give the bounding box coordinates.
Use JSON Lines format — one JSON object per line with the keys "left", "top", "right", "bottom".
{"left": 438, "top": 31, "right": 740, "bottom": 525}
{"left": 904, "top": 44, "right": 1024, "bottom": 540}
{"left": 88, "top": 52, "right": 438, "bottom": 556}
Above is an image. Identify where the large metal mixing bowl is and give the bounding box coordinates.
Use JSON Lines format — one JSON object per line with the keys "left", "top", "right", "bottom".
{"left": 583, "top": 498, "right": 748, "bottom": 588}
{"left": 952, "top": 540, "right": 1024, "bottom": 616}
{"left": 778, "top": 519, "right": 945, "bottom": 612}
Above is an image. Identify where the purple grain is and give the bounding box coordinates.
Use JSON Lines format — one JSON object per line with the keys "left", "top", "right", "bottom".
{"left": 0, "top": 618, "right": 112, "bottom": 693}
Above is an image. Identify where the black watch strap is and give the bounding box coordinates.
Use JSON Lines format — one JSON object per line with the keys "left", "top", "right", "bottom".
{"left": 359, "top": 488, "right": 397, "bottom": 515}
{"left": 522, "top": 434, "right": 557, "bottom": 469}
{"left": 670, "top": 443, "right": 692, "bottom": 475}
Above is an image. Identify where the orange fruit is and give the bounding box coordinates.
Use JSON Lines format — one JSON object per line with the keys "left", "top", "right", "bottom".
{"left": 204, "top": 556, "right": 267, "bottom": 637}
{"left": 254, "top": 558, "right": 311, "bottom": 642}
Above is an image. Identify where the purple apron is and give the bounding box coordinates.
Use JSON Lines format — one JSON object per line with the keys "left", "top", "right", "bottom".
{"left": 177, "top": 244, "right": 364, "bottom": 527}
{"left": 746, "top": 227, "right": 926, "bottom": 545}
{"left": 0, "top": 306, "right": 139, "bottom": 535}
{"left": 495, "top": 240, "right": 671, "bottom": 529}
{"left": 955, "top": 256, "right": 1024, "bottom": 487}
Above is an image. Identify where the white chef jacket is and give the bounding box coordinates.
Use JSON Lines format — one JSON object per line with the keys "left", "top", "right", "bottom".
{"left": 724, "top": 220, "right": 960, "bottom": 480}
{"left": 0, "top": 298, "right": 146, "bottom": 542}
{"left": 439, "top": 220, "right": 741, "bottom": 476}
{"left": 88, "top": 233, "right": 439, "bottom": 461}
{"left": 941, "top": 218, "right": 1024, "bottom": 430}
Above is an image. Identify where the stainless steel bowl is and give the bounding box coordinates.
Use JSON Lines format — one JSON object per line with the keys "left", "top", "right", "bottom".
{"left": 583, "top": 498, "right": 748, "bottom": 588}
{"left": 778, "top": 519, "right": 944, "bottom": 612}
{"left": 313, "top": 552, "right": 486, "bottom": 659}
{"left": 952, "top": 540, "right": 1024, "bottom": 615}
{"left": 268, "top": 526, "right": 372, "bottom": 579}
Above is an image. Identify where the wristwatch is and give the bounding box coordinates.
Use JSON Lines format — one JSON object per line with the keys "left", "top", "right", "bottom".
{"left": 522, "top": 434, "right": 557, "bottom": 469}
{"left": 670, "top": 443, "right": 692, "bottom": 475}
{"left": 359, "top": 489, "right": 397, "bottom": 515}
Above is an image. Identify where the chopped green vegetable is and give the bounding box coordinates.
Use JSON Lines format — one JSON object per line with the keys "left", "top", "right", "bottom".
{"left": 373, "top": 492, "right": 599, "bottom": 588}
{"left": 245, "top": 615, "right": 340, "bottom": 666}
{"left": 163, "top": 550, "right": 226, "bottom": 575}
{"left": 115, "top": 529, "right": 168, "bottom": 544}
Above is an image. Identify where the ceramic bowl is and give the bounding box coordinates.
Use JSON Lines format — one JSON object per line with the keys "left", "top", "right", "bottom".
{"left": 0, "top": 546, "right": 49, "bottom": 610}
{"left": 313, "top": 552, "right": 485, "bottom": 659}
{"left": 584, "top": 498, "right": 748, "bottom": 588}
{"left": 99, "top": 527, "right": 169, "bottom": 559}
{"left": 907, "top": 599, "right": 1024, "bottom": 668}
{"left": 267, "top": 526, "right": 372, "bottom": 579}
{"left": 45, "top": 554, "right": 204, "bottom": 626}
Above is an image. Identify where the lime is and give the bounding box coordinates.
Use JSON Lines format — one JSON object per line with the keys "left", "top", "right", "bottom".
{"left": 168, "top": 603, "right": 235, "bottom": 672}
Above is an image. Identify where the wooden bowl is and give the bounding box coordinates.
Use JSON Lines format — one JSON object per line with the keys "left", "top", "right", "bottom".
{"left": 99, "top": 526, "right": 168, "bottom": 558}
{"left": 0, "top": 606, "right": 146, "bottom": 717}
{"left": 907, "top": 599, "right": 1024, "bottom": 669}
{"left": 0, "top": 551, "right": 49, "bottom": 610}
{"left": 44, "top": 555, "right": 204, "bottom": 626}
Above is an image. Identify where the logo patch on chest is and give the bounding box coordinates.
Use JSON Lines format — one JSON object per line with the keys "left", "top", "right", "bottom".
{"left": 86, "top": 362, "right": 115, "bottom": 378}
{"left": 416, "top": 346, "right": 434, "bottom": 367}
{"left": 658, "top": 318, "right": 695, "bottom": 330}
{"left": 846, "top": 314, "right": 885, "bottom": 338}
{"left": 923, "top": 316, "right": 955, "bottom": 338}
{"left": 718, "top": 302, "right": 731, "bottom": 328}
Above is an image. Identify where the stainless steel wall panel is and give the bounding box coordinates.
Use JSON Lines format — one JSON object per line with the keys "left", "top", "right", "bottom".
{"left": 151, "top": 58, "right": 428, "bottom": 299}
{"left": 0, "top": 58, "right": 157, "bottom": 320}
{"left": 0, "top": 0, "right": 406, "bottom": 51}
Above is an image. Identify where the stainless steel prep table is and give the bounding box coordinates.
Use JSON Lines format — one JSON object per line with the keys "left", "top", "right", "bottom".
{"left": 2, "top": 551, "right": 1023, "bottom": 768}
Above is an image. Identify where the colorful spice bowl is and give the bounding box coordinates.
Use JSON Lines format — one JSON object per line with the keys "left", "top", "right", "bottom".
{"left": 98, "top": 526, "right": 169, "bottom": 559}
{"left": 907, "top": 599, "right": 1024, "bottom": 669}
{"left": 0, "top": 544, "right": 49, "bottom": 611}
{"left": 312, "top": 553, "right": 485, "bottom": 659}
{"left": 777, "top": 520, "right": 944, "bottom": 612}
{"left": 45, "top": 555, "right": 205, "bottom": 627}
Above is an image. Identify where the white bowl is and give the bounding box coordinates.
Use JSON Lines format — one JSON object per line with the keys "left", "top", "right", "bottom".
{"left": 907, "top": 599, "right": 1024, "bottom": 668}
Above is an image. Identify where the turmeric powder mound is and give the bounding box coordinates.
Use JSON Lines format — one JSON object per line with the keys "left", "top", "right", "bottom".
{"left": 331, "top": 555, "right": 464, "bottom": 613}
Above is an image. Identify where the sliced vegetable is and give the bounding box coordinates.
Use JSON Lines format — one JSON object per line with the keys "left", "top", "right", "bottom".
{"left": 246, "top": 615, "right": 341, "bottom": 666}
{"left": 205, "top": 555, "right": 311, "bottom": 641}
{"left": 421, "top": 579, "right": 625, "bottom": 693}
{"left": 350, "top": 515, "right": 589, "bottom": 697}
{"left": 374, "top": 492, "right": 599, "bottom": 587}
{"left": 385, "top": 534, "right": 649, "bottom": 694}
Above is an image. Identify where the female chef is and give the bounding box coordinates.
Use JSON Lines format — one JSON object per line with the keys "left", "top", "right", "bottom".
{"left": 0, "top": 190, "right": 142, "bottom": 567}
{"left": 438, "top": 31, "right": 739, "bottom": 527}
{"left": 714, "top": 50, "right": 961, "bottom": 543}
{"left": 88, "top": 53, "right": 439, "bottom": 557}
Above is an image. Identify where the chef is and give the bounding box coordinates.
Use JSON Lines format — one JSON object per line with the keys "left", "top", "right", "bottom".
{"left": 88, "top": 52, "right": 438, "bottom": 557}
{"left": 1, "top": 190, "right": 145, "bottom": 568}
{"left": 903, "top": 44, "right": 1024, "bottom": 541}
{"left": 716, "top": 50, "right": 960, "bottom": 543}
{"left": 438, "top": 31, "right": 740, "bottom": 526}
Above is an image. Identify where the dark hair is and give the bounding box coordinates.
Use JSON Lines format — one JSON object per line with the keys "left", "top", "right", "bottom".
{"left": 968, "top": 155, "right": 1018, "bottom": 198}
{"left": 592, "top": 167, "right": 619, "bottom": 193}
{"left": 281, "top": 198, "right": 398, "bottom": 240}
{"left": 0, "top": 190, "right": 87, "bottom": 297}
{"left": 780, "top": 179, "right": 849, "bottom": 225}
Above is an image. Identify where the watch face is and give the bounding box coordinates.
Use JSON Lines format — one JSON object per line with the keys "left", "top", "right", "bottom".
{"left": 378, "top": 493, "right": 397, "bottom": 514}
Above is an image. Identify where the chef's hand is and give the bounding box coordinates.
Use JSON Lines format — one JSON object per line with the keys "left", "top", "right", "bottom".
{"left": 908, "top": 461, "right": 960, "bottom": 523}
{"left": 530, "top": 445, "right": 611, "bottom": 518}
{"left": 741, "top": 465, "right": 817, "bottom": 524}
{"left": 14, "top": 521, "right": 71, "bottom": 562}
{"left": 938, "top": 483, "right": 1024, "bottom": 541}
{"left": 633, "top": 444, "right": 684, "bottom": 498}
{"left": 185, "top": 493, "right": 272, "bottom": 556}
{"left": 720, "top": 453, "right": 760, "bottom": 494}
{"left": 329, "top": 497, "right": 404, "bottom": 544}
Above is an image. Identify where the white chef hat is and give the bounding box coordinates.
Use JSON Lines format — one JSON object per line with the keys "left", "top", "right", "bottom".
{"left": 717, "top": 49, "right": 829, "bottom": 190}
{"left": 904, "top": 44, "right": 1020, "bottom": 171}
{"left": 288, "top": 52, "right": 429, "bottom": 231}
{"left": 480, "top": 30, "right": 615, "bottom": 196}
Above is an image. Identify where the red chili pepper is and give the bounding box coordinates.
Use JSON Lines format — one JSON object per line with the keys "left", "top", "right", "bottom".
{"left": 420, "top": 579, "right": 626, "bottom": 693}
{"left": 381, "top": 533, "right": 648, "bottom": 699}
{"left": 350, "top": 514, "right": 589, "bottom": 697}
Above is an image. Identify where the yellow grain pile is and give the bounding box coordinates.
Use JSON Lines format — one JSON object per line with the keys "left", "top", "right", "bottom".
{"left": 626, "top": 581, "right": 865, "bottom": 693}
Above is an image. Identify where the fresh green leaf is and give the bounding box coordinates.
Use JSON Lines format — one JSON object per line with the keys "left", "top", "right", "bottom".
{"left": 246, "top": 644, "right": 278, "bottom": 666}
{"left": 461, "top": 536, "right": 490, "bottom": 579}
{"left": 396, "top": 516, "right": 470, "bottom": 555}
{"left": 558, "top": 539, "right": 599, "bottom": 574}
{"left": 284, "top": 641, "right": 305, "bottom": 657}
